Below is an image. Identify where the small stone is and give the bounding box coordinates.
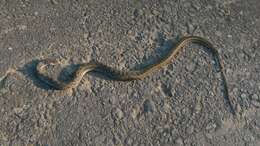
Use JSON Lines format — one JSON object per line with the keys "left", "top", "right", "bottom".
{"left": 111, "top": 108, "right": 124, "bottom": 120}
{"left": 175, "top": 137, "right": 183, "bottom": 145}
{"left": 131, "top": 105, "right": 140, "bottom": 119}
{"left": 127, "top": 30, "right": 133, "bottom": 35}
{"left": 152, "top": 9, "right": 160, "bottom": 16}
{"left": 256, "top": 117, "right": 260, "bottom": 127}
{"left": 215, "top": 31, "right": 222, "bottom": 37}
{"left": 125, "top": 137, "right": 133, "bottom": 145}
{"left": 0, "top": 84, "right": 8, "bottom": 94}
{"left": 206, "top": 122, "right": 217, "bottom": 131}
{"left": 112, "top": 135, "right": 122, "bottom": 145}
{"left": 227, "top": 34, "right": 232, "bottom": 38}
{"left": 226, "top": 68, "right": 232, "bottom": 74}
{"left": 143, "top": 99, "right": 156, "bottom": 113}
{"left": 232, "top": 88, "right": 238, "bottom": 93}
{"left": 206, "top": 133, "right": 213, "bottom": 139}
{"left": 50, "top": 0, "right": 58, "bottom": 4}
{"left": 171, "top": 129, "right": 178, "bottom": 136}
{"left": 186, "top": 125, "right": 194, "bottom": 134}
{"left": 8, "top": 47, "right": 13, "bottom": 50}
{"left": 192, "top": 2, "right": 201, "bottom": 10}
{"left": 13, "top": 107, "right": 23, "bottom": 114}
{"left": 251, "top": 94, "right": 259, "bottom": 100}
{"left": 163, "top": 103, "right": 171, "bottom": 112}
{"left": 181, "top": 108, "right": 191, "bottom": 115}
{"left": 34, "top": 11, "right": 39, "bottom": 16}
{"left": 0, "top": 131, "right": 8, "bottom": 141}
{"left": 206, "top": 5, "right": 213, "bottom": 10}
{"left": 133, "top": 9, "right": 143, "bottom": 17}
{"left": 236, "top": 104, "right": 242, "bottom": 113}
{"left": 83, "top": 33, "right": 89, "bottom": 39}
{"left": 186, "top": 63, "right": 196, "bottom": 72}
{"left": 18, "top": 25, "right": 27, "bottom": 30}
{"left": 94, "top": 135, "right": 106, "bottom": 144}
{"left": 243, "top": 132, "right": 255, "bottom": 142}
{"left": 241, "top": 93, "right": 247, "bottom": 99}
{"left": 187, "top": 23, "right": 195, "bottom": 34}
{"left": 109, "top": 96, "right": 117, "bottom": 105}
{"left": 251, "top": 100, "right": 260, "bottom": 108}
{"left": 163, "top": 131, "right": 167, "bottom": 137}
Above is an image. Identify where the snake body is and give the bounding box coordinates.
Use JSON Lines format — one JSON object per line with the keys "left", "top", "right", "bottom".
{"left": 36, "top": 36, "right": 235, "bottom": 114}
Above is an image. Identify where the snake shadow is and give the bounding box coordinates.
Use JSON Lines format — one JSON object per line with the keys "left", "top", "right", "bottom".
{"left": 91, "top": 34, "right": 179, "bottom": 80}
{"left": 21, "top": 60, "right": 84, "bottom": 90}
{"left": 133, "top": 33, "right": 177, "bottom": 70}
{"left": 19, "top": 59, "right": 53, "bottom": 90}
{"left": 20, "top": 59, "right": 119, "bottom": 90}
{"left": 133, "top": 34, "right": 219, "bottom": 71}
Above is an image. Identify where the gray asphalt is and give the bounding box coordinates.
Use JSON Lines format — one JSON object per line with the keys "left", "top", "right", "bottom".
{"left": 0, "top": 0, "right": 260, "bottom": 145}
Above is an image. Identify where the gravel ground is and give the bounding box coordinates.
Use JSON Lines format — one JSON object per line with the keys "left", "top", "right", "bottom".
{"left": 0, "top": 0, "right": 260, "bottom": 146}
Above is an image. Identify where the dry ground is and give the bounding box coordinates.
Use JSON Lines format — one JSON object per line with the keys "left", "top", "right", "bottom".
{"left": 0, "top": 0, "right": 260, "bottom": 145}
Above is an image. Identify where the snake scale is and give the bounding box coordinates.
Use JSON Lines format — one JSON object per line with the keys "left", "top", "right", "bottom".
{"left": 36, "top": 36, "right": 235, "bottom": 115}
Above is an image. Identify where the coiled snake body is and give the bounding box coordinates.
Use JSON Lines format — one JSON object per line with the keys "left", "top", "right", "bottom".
{"left": 36, "top": 36, "right": 235, "bottom": 114}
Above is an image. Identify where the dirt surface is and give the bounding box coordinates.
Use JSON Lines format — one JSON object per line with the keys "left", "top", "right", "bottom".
{"left": 0, "top": 0, "right": 260, "bottom": 146}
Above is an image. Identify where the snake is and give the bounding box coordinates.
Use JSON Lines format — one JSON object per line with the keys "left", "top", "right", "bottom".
{"left": 35, "top": 36, "right": 236, "bottom": 115}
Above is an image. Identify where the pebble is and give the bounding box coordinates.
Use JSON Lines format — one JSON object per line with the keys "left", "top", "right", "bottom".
{"left": 251, "top": 94, "right": 259, "bottom": 100}
{"left": 83, "top": 33, "right": 89, "bottom": 39}
{"left": 227, "top": 34, "right": 232, "bottom": 38}
{"left": 236, "top": 104, "right": 242, "bottom": 113}
{"left": 205, "top": 133, "right": 213, "bottom": 139}
{"left": 256, "top": 117, "right": 260, "bottom": 127}
{"left": 186, "top": 125, "right": 194, "bottom": 134}
{"left": 8, "top": 47, "right": 13, "bottom": 50}
{"left": 206, "top": 122, "right": 217, "bottom": 131}
{"left": 206, "top": 5, "right": 213, "bottom": 10}
{"left": 186, "top": 62, "right": 196, "bottom": 72}
{"left": 112, "top": 135, "right": 122, "bottom": 145}
{"left": 192, "top": 2, "right": 201, "bottom": 10}
{"left": 186, "top": 23, "right": 195, "bottom": 34}
{"left": 232, "top": 88, "right": 239, "bottom": 93}
{"left": 34, "top": 11, "right": 39, "bottom": 16}
{"left": 143, "top": 99, "right": 156, "bottom": 113}
{"left": 125, "top": 137, "right": 133, "bottom": 145}
{"left": 111, "top": 108, "right": 124, "bottom": 120}
{"left": 131, "top": 105, "right": 140, "bottom": 119}
{"left": 181, "top": 108, "right": 191, "bottom": 115}
{"left": 243, "top": 132, "right": 255, "bottom": 142}
{"left": 94, "top": 134, "right": 106, "bottom": 144}
{"left": 13, "top": 107, "right": 23, "bottom": 114}
{"left": 109, "top": 96, "right": 117, "bottom": 105}
{"left": 50, "top": 0, "right": 58, "bottom": 4}
{"left": 133, "top": 9, "right": 141, "bottom": 17}
{"left": 215, "top": 31, "right": 222, "bottom": 37}
{"left": 171, "top": 129, "right": 178, "bottom": 136}
{"left": 241, "top": 93, "right": 247, "bottom": 100}
{"left": 163, "top": 103, "right": 171, "bottom": 112}
{"left": 175, "top": 137, "right": 184, "bottom": 145}
{"left": 151, "top": 9, "right": 160, "bottom": 16}
{"left": 17, "top": 25, "right": 27, "bottom": 31}
{"left": 251, "top": 100, "right": 260, "bottom": 108}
